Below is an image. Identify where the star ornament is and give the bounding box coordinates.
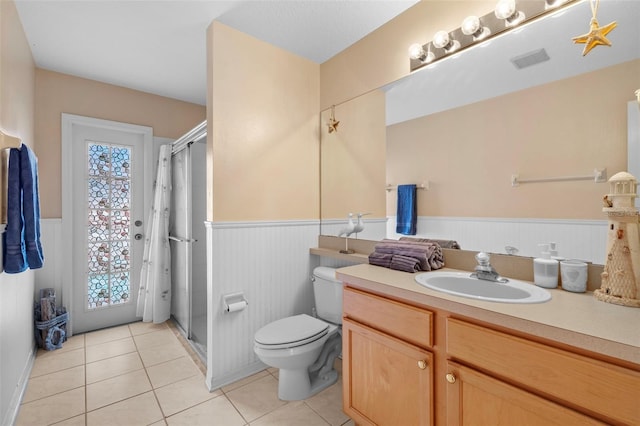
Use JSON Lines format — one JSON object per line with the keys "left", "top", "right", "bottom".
{"left": 572, "top": 18, "right": 617, "bottom": 56}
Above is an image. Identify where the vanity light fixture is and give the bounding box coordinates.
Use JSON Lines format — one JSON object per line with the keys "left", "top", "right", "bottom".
{"left": 408, "top": 0, "right": 581, "bottom": 73}
{"left": 433, "top": 30, "right": 460, "bottom": 53}
{"left": 495, "top": 0, "right": 526, "bottom": 27}
{"left": 461, "top": 15, "right": 490, "bottom": 40}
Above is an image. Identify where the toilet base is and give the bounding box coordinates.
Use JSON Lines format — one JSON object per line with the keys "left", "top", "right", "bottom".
{"left": 277, "top": 332, "right": 342, "bottom": 401}
{"left": 277, "top": 366, "right": 338, "bottom": 401}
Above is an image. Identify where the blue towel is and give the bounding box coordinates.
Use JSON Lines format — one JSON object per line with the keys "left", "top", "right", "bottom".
{"left": 4, "top": 148, "right": 27, "bottom": 273}
{"left": 20, "top": 144, "right": 44, "bottom": 269}
{"left": 396, "top": 184, "right": 417, "bottom": 235}
{"left": 3, "top": 144, "right": 44, "bottom": 273}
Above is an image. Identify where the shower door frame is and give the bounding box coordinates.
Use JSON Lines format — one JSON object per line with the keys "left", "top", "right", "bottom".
{"left": 169, "top": 120, "right": 207, "bottom": 341}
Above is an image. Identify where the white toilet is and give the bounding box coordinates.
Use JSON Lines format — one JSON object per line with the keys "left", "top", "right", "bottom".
{"left": 254, "top": 266, "right": 343, "bottom": 401}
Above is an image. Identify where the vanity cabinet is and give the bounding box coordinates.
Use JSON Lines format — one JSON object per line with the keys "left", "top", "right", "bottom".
{"left": 342, "top": 287, "right": 434, "bottom": 425}
{"left": 342, "top": 285, "right": 640, "bottom": 426}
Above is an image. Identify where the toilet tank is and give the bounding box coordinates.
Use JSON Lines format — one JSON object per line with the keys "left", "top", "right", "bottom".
{"left": 312, "top": 266, "right": 343, "bottom": 325}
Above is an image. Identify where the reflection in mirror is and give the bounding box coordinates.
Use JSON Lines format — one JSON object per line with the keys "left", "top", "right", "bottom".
{"left": 320, "top": 91, "right": 387, "bottom": 241}
{"left": 320, "top": 1, "right": 640, "bottom": 264}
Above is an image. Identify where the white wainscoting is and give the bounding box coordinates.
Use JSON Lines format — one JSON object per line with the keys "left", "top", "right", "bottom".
{"left": 387, "top": 216, "right": 607, "bottom": 264}
{"left": 205, "top": 220, "right": 323, "bottom": 390}
{"left": 320, "top": 217, "right": 387, "bottom": 242}
{"left": 35, "top": 219, "right": 64, "bottom": 302}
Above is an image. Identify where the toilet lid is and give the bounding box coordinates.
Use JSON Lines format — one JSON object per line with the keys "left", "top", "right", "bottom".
{"left": 255, "top": 314, "right": 329, "bottom": 349}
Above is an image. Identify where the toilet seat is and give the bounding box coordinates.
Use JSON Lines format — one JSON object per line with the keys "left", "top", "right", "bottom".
{"left": 255, "top": 314, "right": 329, "bottom": 350}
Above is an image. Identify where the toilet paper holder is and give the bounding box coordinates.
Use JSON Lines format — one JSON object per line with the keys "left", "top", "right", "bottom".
{"left": 222, "top": 292, "right": 248, "bottom": 313}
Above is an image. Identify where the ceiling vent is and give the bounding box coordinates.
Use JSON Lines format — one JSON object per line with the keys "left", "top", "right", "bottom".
{"left": 510, "top": 48, "right": 550, "bottom": 70}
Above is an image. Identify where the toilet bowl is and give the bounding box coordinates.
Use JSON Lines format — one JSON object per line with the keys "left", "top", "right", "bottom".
{"left": 253, "top": 267, "right": 343, "bottom": 401}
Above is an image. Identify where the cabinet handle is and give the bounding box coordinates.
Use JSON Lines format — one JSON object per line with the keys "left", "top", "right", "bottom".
{"left": 417, "top": 360, "right": 427, "bottom": 370}
{"left": 446, "top": 373, "right": 457, "bottom": 384}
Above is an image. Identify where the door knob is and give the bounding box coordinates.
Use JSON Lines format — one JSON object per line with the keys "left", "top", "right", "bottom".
{"left": 135, "top": 233, "right": 143, "bottom": 240}
{"left": 417, "top": 360, "right": 427, "bottom": 370}
{"left": 446, "top": 373, "right": 457, "bottom": 384}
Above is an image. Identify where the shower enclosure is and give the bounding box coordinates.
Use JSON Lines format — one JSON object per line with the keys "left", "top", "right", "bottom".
{"left": 169, "top": 121, "right": 208, "bottom": 359}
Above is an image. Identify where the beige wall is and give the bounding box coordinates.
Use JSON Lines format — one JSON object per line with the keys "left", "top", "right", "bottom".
{"left": 387, "top": 59, "right": 640, "bottom": 220}
{"left": 34, "top": 69, "right": 205, "bottom": 218}
{"left": 320, "top": 1, "right": 494, "bottom": 109}
{"left": 1, "top": 0, "right": 34, "bottom": 144}
{"left": 0, "top": 1, "right": 35, "bottom": 423}
{"left": 320, "top": 90, "right": 386, "bottom": 220}
{"left": 207, "top": 22, "right": 320, "bottom": 222}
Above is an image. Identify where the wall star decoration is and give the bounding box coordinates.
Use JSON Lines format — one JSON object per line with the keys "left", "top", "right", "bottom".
{"left": 572, "top": 0, "right": 617, "bottom": 56}
{"left": 327, "top": 105, "right": 340, "bottom": 134}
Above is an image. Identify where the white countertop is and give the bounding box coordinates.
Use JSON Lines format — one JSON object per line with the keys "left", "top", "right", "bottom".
{"left": 336, "top": 264, "right": 640, "bottom": 366}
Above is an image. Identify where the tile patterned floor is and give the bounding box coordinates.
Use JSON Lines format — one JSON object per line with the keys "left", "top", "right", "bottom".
{"left": 16, "top": 321, "right": 354, "bottom": 426}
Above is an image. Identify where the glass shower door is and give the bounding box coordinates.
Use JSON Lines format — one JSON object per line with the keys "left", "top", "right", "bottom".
{"left": 169, "top": 140, "right": 207, "bottom": 358}
{"left": 170, "top": 147, "right": 192, "bottom": 337}
{"left": 189, "top": 140, "right": 207, "bottom": 355}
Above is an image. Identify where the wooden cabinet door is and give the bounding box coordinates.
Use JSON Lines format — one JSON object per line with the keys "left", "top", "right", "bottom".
{"left": 343, "top": 317, "right": 433, "bottom": 426}
{"left": 445, "top": 361, "right": 605, "bottom": 426}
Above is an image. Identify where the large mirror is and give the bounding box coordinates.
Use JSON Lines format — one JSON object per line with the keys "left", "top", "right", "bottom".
{"left": 320, "top": 0, "right": 640, "bottom": 265}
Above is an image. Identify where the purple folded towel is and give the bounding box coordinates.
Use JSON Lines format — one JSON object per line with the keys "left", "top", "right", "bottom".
{"left": 390, "top": 255, "right": 421, "bottom": 273}
{"left": 399, "top": 237, "right": 461, "bottom": 250}
{"left": 368, "top": 252, "right": 392, "bottom": 268}
{"left": 373, "top": 239, "right": 444, "bottom": 271}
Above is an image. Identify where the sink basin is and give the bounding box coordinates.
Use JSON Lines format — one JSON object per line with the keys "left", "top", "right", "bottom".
{"left": 415, "top": 271, "right": 551, "bottom": 304}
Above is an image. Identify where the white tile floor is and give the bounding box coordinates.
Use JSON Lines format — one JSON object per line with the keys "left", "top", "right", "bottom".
{"left": 16, "top": 321, "right": 353, "bottom": 426}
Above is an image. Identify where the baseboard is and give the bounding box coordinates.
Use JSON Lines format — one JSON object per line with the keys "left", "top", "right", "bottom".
{"left": 3, "top": 344, "right": 36, "bottom": 426}
{"left": 206, "top": 360, "right": 268, "bottom": 392}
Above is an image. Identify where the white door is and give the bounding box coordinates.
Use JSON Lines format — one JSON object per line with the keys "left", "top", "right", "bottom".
{"left": 62, "top": 114, "right": 152, "bottom": 334}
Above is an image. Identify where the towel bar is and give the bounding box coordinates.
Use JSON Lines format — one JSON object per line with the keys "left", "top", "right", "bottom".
{"left": 0, "top": 130, "right": 21, "bottom": 150}
{"left": 386, "top": 182, "right": 429, "bottom": 192}
{"left": 511, "top": 168, "right": 607, "bottom": 187}
{"left": 168, "top": 235, "right": 197, "bottom": 243}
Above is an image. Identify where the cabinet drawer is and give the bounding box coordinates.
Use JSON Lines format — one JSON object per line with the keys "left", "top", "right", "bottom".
{"left": 447, "top": 317, "right": 640, "bottom": 425}
{"left": 344, "top": 287, "right": 432, "bottom": 348}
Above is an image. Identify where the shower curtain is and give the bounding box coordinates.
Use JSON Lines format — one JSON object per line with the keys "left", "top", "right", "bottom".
{"left": 136, "top": 144, "right": 172, "bottom": 323}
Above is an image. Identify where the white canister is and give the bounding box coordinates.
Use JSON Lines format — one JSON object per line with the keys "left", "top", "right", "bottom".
{"left": 560, "top": 260, "right": 588, "bottom": 293}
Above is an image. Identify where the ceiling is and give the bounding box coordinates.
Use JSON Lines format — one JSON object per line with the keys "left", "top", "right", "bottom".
{"left": 14, "top": 0, "right": 640, "bottom": 119}
{"left": 14, "top": 0, "right": 419, "bottom": 106}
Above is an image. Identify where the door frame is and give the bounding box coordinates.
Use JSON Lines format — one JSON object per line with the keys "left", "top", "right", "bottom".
{"left": 61, "top": 113, "right": 153, "bottom": 336}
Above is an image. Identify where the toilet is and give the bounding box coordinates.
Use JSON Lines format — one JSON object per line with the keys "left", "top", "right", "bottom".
{"left": 254, "top": 266, "right": 343, "bottom": 401}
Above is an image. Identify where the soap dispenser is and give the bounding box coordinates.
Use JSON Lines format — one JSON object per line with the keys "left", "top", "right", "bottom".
{"left": 548, "top": 242, "right": 564, "bottom": 261}
{"left": 534, "top": 244, "right": 559, "bottom": 289}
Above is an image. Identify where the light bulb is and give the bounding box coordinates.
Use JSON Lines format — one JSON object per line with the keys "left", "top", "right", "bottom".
{"left": 545, "top": 0, "right": 566, "bottom": 8}
{"left": 494, "top": 0, "right": 516, "bottom": 20}
{"left": 495, "top": 0, "right": 525, "bottom": 26}
{"left": 461, "top": 15, "right": 490, "bottom": 40}
{"left": 461, "top": 16, "right": 480, "bottom": 36}
{"left": 408, "top": 43, "right": 425, "bottom": 60}
{"left": 433, "top": 30, "right": 459, "bottom": 53}
{"left": 433, "top": 31, "right": 450, "bottom": 49}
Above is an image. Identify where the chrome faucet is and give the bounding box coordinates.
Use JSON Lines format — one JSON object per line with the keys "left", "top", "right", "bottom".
{"left": 470, "top": 252, "right": 509, "bottom": 283}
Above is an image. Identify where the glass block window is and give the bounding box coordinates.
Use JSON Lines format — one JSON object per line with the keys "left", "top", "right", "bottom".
{"left": 87, "top": 142, "right": 132, "bottom": 309}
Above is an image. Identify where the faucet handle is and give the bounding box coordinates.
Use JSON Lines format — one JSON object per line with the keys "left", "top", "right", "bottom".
{"left": 475, "top": 252, "right": 490, "bottom": 265}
